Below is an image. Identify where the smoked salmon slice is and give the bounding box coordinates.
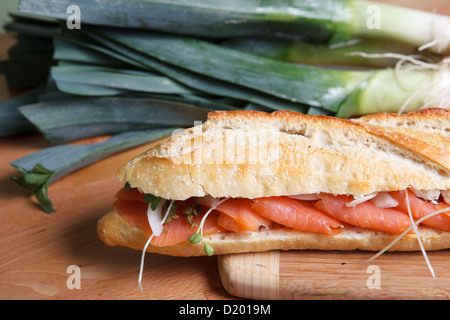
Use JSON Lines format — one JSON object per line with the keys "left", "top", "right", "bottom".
{"left": 218, "top": 212, "right": 251, "bottom": 233}
{"left": 150, "top": 209, "right": 222, "bottom": 247}
{"left": 390, "top": 190, "right": 450, "bottom": 231}
{"left": 211, "top": 198, "right": 271, "bottom": 232}
{"left": 114, "top": 197, "right": 151, "bottom": 234}
{"left": 114, "top": 187, "right": 450, "bottom": 246}
{"left": 315, "top": 194, "right": 412, "bottom": 234}
{"left": 250, "top": 196, "right": 345, "bottom": 235}
{"left": 115, "top": 187, "right": 146, "bottom": 202}
{"left": 114, "top": 192, "right": 223, "bottom": 247}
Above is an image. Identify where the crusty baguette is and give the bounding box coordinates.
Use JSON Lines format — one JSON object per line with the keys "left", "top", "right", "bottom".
{"left": 97, "top": 208, "right": 450, "bottom": 256}
{"left": 97, "top": 108, "right": 450, "bottom": 256}
{"left": 116, "top": 108, "right": 450, "bottom": 200}
{"left": 355, "top": 108, "right": 450, "bottom": 152}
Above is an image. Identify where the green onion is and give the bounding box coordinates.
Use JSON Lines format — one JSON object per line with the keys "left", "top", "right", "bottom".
{"left": 10, "top": 128, "right": 175, "bottom": 213}
{"left": 18, "top": 96, "right": 211, "bottom": 144}
{"left": 19, "top": 0, "right": 450, "bottom": 54}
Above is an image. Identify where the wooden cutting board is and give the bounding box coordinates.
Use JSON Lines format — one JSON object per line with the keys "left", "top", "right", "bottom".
{"left": 218, "top": 250, "right": 450, "bottom": 300}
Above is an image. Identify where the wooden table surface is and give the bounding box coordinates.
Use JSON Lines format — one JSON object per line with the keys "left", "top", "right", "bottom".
{"left": 0, "top": 0, "right": 449, "bottom": 301}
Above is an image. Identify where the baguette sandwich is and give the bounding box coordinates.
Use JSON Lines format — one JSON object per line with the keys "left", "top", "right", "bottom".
{"left": 97, "top": 108, "right": 450, "bottom": 257}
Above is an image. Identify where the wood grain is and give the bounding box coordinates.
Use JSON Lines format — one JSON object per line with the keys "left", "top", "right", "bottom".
{"left": 1, "top": 0, "right": 449, "bottom": 301}
{"left": 219, "top": 251, "right": 280, "bottom": 300}
{"left": 218, "top": 249, "right": 450, "bottom": 300}
{"left": 0, "top": 135, "right": 236, "bottom": 300}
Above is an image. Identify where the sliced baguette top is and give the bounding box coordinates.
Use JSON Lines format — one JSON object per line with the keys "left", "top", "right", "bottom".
{"left": 116, "top": 108, "right": 450, "bottom": 200}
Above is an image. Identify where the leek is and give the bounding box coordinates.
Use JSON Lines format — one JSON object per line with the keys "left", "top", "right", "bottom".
{"left": 19, "top": 0, "right": 450, "bottom": 54}
{"left": 52, "top": 37, "right": 134, "bottom": 69}
{"left": 18, "top": 96, "right": 211, "bottom": 144}
{"left": 53, "top": 35, "right": 149, "bottom": 70}
{"left": 89, "top": 27, "right": 450, "bottom": 117}
{"left": 10, "top": 128, "right": 176, "bottom": 213}
{"left": 4, "top": 13, "right": 61, "bottom": 38}
{"left": 82, "top": 29, "right": 309, "bottom": 112}
{"left": 87, "top": 27, "right": 367, "bottom": 112}
{"left": 50, "top": 64, "right": 197, "bottom": 96}
{"left": 337, "top": 67, "right": 450, "bottom": 117}
{"left": 221, "top": 38, "right": 420, "bottom": 68}
{"left": 0, "top": 86, "right": 43, "bottom": 137}
{"left": 52, "top": 81, "right": 128, "bottom": 97}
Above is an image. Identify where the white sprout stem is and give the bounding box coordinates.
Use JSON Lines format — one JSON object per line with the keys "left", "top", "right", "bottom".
{"left": 138, "top": 200, "right": 175, "bottom": 292}
{"left": 404, "top": 191, "right": 435, "bottom": 278}
{"left": 197, "top": 198, "right": 228, "bottom": 236}
{"left": 367, "top": 202, "right": 450, "bottom": 263}
{"left": 161, "top": 200, "right": 175, "bottom": 224}
{"left": 138, "top": 233, "right": 155, "bottom": 293}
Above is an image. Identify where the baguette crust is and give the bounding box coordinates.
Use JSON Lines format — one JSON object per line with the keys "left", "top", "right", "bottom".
{"left": 117, "top": 109, "right": 450, "bottom": 200}
{"left": 98, "top": 208, "right": 450, "bottom": 257}
{"left": 355, "top": 108, "right": 450, "bottom": 151}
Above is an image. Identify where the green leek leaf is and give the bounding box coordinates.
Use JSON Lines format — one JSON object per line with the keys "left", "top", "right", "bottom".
{"left": 19, "top": 0, "right": 450, "bottom": 54}
{"left": 4, "top": 19, "right": 61, "bottom": 38}
{"left": 52, "top": 80, "right": 127, "bottom": 96}
{"left": 11, "top": 164, "right": 55, "bottom": 213}
{"left": 81, "top": 29, "right": 309, "bottom": 113}
{"left": 18, "top": 96, "right": 211, "bottom": 144}
{"left": 10, "top": 128, "right": 175, "bottom": 213}
{"left": 89, "top": 27, "right": 369, "bottom": 111}
{"left": 0, "top": 86, "right": 44, "bottom": 137}
{"left": 17, "top": 0, "right": 353, "bottom": 43}
{"left": 52, "top": 36, "right": 146, "bottom": 69}
{"left": 50, "top": 64, "right": 197, "bottom": 95}
{"left": 221, "top": 37, "right": 420, "bottom": 68}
